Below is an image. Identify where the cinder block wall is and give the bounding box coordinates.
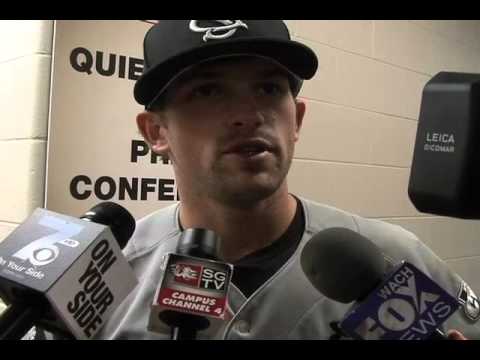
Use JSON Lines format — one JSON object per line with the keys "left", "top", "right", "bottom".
{"left": 1, "top": 20, "right": 480, "bottom": 304}
{"left": 286, "top": 20, "right": 480, "bottom": 294}
{"left": 0, "top": 21, "right": 53, "bottom": 244}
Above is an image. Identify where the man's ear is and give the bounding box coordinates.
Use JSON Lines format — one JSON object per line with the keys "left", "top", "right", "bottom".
{"left": 294, "top": 99, "right": 306, "bottom": 142}
{"left": 136, "top": 111, "right": 169, "bottom": 155}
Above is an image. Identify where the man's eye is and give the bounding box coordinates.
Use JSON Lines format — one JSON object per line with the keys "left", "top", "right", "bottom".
{"left": 259, "top": 82, "right": 284, "bottom": 96}
{"left": 191, "top": 84, "right": 222, "bottom": 98}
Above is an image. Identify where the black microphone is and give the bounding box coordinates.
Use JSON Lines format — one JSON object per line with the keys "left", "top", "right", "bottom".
{"left": 0, "top": 202, "right": 138, "bottom": 340}
{"left": 300, "top": 228, "right": 460, "bottom": 340}
{"left": 408, "top": 71, "right": 480, "bottom": 219}
{"left": 149, "top": 228, "right": 233, "bottom": 340}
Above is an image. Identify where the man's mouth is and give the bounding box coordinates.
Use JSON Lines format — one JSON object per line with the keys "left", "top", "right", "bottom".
{"left": 224, "top": 139, "right": 274, "bottom": 157}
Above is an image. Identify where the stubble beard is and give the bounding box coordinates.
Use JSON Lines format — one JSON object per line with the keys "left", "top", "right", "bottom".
{"left": 204, "top": 150, "right": 294, "bottom": 210}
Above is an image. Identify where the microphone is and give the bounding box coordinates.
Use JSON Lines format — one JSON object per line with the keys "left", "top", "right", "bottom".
{"left": 0, "top": 202, "right": 138, "bottom": 340}
{"left": 408, "top": 71, "right": 480, "bottom": 219}
{"left": 300, "top": 228, "right": 460, "bottom": 340}
{"left": 148, "top": 228, "right": 233, "bottom": 340}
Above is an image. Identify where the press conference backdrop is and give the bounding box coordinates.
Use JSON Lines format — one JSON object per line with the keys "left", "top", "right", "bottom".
{"left": 1, "top": 20, "right": 479, "bottom": 305}
{"left": 45, "top": 20, "right": 480, "bottom": 296}
{"left": 46, "top": 20, "right": 177, "bottom": 220}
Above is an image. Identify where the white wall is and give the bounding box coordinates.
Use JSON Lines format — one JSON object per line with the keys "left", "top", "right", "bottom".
{"left": 286, "top": 20, "right": 480, "bottom": 294}
{"left": 1, "top": 20, "right": 480, "bottom": 307}
{"left": 0, "top": 20, "right": 54, "bottom": 312}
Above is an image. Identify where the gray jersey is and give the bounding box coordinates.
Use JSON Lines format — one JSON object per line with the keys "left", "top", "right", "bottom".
{"left": 95, "top": 197, "right": 480, "bottom": 339}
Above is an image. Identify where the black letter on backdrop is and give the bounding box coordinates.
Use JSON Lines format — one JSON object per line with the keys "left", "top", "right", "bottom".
{"left": 131, "top": 140, "right": 149, "bottom": 163}
{"left": 70, "top": 47, "right": 93, "bottom": 75}
{"left": 96, "top": 51, "right": 116, "bottom": 77}
{"left": 70, "top": 175, "right": 92, "bottom": 200}
{"left": 94, "top": 176, "right": 116, "bottom": 200}
{"left": 128, "top": 58, "right": 144, "bottom": 81}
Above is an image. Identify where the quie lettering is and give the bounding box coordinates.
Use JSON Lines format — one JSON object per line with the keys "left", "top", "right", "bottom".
{"left": 70, "top": 47, "right": 143, "bottom": 80}
{"left": 70, "top": 175, "right": 179, "bottom": 202}
{"left": 67, "top": 239, "right": 117, "bottom": 338}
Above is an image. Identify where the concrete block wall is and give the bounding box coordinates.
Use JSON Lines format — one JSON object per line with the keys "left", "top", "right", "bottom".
{"left": 286, "top": 20, "right": 480, "bottom": 294}
{"left": 1, "top": 20, "right": 480, "bottom": 312}
{"left": 0, "top": 20, "right": 54, "bottom": 312}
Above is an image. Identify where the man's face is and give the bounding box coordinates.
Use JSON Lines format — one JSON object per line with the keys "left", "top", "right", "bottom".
{"left": 143, "top": 58, "right": 305, "bottom": 208}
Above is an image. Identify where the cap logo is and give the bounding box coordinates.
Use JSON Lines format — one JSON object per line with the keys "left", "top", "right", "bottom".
{"left": 457, "top": 281, "right": 480, "bottom": 322}
{"left": 189, "top": 20, "right": 248, "bottom": 42}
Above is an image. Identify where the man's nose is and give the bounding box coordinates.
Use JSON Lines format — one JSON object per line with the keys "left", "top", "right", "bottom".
{"left": 228, "top": 93, "right": 265, "bottom": 129}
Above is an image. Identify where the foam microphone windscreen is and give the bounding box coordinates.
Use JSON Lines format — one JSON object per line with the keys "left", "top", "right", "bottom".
{"left": 300, "top": 227, "right": 386, "bottom": 303}
{"left": 300, "top": 228, "right": 458, "bottom": 340}
{"left": 80, "top": 201, "right": 135, "bottom": 249}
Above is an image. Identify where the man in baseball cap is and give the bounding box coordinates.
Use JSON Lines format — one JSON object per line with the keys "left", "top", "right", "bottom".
{"left": 131, "top": 21, "right": 318, "bottom": 303}
{"left": 97, "top": 20, "right": 472, "bottom": 340}
{"left": 134, "top": 20, "right": 318, "bottom": 109}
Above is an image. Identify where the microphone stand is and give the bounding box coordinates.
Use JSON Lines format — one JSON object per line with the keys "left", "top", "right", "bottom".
{"left": 160, "top": 310, "right": 209, "bottom": 340}
{"left": 429, "top": 328, "right": 448, "bottom": 340}
{"left": 0, "top": 303, "right": 42, "bottom": 340}
{"left": 170, "top": 326, "right": 197, "bottom": 340}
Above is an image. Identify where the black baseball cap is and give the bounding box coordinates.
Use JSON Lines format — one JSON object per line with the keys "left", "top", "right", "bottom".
{"left": 134, "top": 20, "right": 318, "bottom": 109}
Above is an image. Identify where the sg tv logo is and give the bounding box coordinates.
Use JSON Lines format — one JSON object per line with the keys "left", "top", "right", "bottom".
{"left": 169, "top": 262, "right": 228, "bottom": 291}
{"left": 12, "top": 215, "right": 83, "bottom": 267}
